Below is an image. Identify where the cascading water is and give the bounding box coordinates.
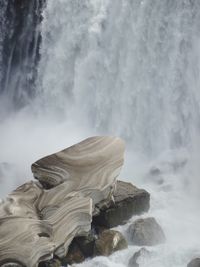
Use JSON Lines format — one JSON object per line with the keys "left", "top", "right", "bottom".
{"left": 1, "top": 0, "right": 200, "bottom": 266}
{"left": 0, "top": 0, "right": 44, "bottom": 112}
{"left": 38, "top": 0, "right": 200, "bottom": 156}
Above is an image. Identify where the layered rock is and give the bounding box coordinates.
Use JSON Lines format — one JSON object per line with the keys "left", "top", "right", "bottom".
{"left": 0, "top": 136, "right": 125, "bottom": 267}
{"left": 93, "top": 181, "right": 150, "bottom": 228}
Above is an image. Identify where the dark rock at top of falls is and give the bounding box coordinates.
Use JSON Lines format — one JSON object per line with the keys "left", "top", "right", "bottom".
{"left": 93, "top": 180, "right": 150, "bottom": 228}
{"left": 128, "top": 217, "right": 165, "bottom": 246}
{"left": 187, "top": 258, "right": 200, "bottom": 267}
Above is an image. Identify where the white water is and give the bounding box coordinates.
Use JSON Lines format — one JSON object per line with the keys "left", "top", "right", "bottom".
{"left": 1, "top": 0, "right": 200, "bottom": 266}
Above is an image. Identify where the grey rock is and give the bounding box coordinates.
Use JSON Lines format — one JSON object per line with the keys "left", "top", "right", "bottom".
{"left": 128, "top": 248, "right": 150, "bottom": 267}
{"left": 187, "top": 258, "right": 200, "bottom": 267}
{"left": 128, "top": 217, "right": 165, "bottom": 246}
{"left": 93, "top": 181, "right": 150, "bottom": 228}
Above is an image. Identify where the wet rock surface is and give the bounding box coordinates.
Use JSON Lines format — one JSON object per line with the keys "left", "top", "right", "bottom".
{"left": 128, "top": 217, "right": 165, "bottom": 246}
{"left": 93, "top": 181, "right": 150, "bottom": 228}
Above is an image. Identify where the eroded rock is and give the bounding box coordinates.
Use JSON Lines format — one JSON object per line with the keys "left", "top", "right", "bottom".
{"left": 0, "top": 136, "right": 125, "bottom": 267}
{"left": 93, "top": 181, "right": 150, "bottom": 228}
{"left": 128, "top": 217, "right": 165, "bottom": 246}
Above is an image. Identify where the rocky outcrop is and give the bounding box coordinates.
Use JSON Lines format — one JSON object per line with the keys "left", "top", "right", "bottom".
{"left": 0, "top": 136, "right": 125, "bottom": 267}
{"left": 128, "top": 217, "right": 165, "bottom": 246}
{"left": 93, "top": 181, "right": 150, "bottom": 228}
{"left": 187, "top": 258, "right": 200, "bottom": 267}
{"left": 94, "top": 230, "right": 128, "bottom": 256}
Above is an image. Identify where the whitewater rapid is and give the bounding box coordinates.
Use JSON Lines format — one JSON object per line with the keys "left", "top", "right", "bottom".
{"left": 1, "top": 0, "right": 200, "bottom": 266}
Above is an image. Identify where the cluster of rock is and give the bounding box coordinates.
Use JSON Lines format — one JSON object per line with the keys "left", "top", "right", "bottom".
{"left": 0, "top": 136, "right": 166, "bottom": 267}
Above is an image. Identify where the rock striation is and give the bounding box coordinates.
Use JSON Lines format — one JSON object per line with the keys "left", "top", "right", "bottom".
{"left": 0, "top": 136, "right": 125, "bottom": 267}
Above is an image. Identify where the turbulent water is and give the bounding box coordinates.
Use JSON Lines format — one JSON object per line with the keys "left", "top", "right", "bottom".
{"left": 1, "top": 0, "right": 200, "bottom": 266}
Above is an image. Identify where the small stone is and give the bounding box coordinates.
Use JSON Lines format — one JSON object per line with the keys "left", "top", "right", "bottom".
{"left": 187, "top": 258, "right": 200, "bottom": 267}
{"left": 94, "top": 230, "right": 128, "bottom": 256}
{"left": 128, "top": 248, "right": 150, "bottom": 267}
{"left": 128, "top": 217, "right": 165, "bottom": 246}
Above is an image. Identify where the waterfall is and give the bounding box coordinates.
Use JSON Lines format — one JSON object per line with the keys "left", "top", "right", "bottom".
{"left": 0, "top": 0, "right": 44, "bottom": 112}
{"left": 38, "top": 0, "right": 200, "bottom": 156}
{"left": 1, "top": 1, "right": 200, "bottom": 266}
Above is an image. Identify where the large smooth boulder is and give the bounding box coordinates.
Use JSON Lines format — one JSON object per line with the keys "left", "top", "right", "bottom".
{"left": 93, "top": 181, "right": 150, "bottom": 228}
{"left": 0, "top": 136, "right": 125, "bottom": 267}
{"left": 128, "top": 217, "right": 165, "bottom": 246}
{"left": 94, "top": 230, "right": 128, "bottom": 256}
{"left": 187, "top": 258, "right": 200, "bottom": 267}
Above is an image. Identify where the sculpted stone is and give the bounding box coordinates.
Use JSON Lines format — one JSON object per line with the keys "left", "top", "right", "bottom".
{"left": 0, "top": 136, "right": 125, "bottom": 267}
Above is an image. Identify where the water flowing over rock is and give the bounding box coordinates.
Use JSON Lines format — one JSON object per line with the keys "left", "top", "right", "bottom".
{"left": 128, "top": 217, "right": 166, "bottom": 246}
{"left": 0, "top": 136, "right": 125, "bottom": 267}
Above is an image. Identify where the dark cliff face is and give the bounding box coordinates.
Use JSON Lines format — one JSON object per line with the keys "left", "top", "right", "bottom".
{"left": 0, "top": 0, "right": 45, "bottom": 108}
